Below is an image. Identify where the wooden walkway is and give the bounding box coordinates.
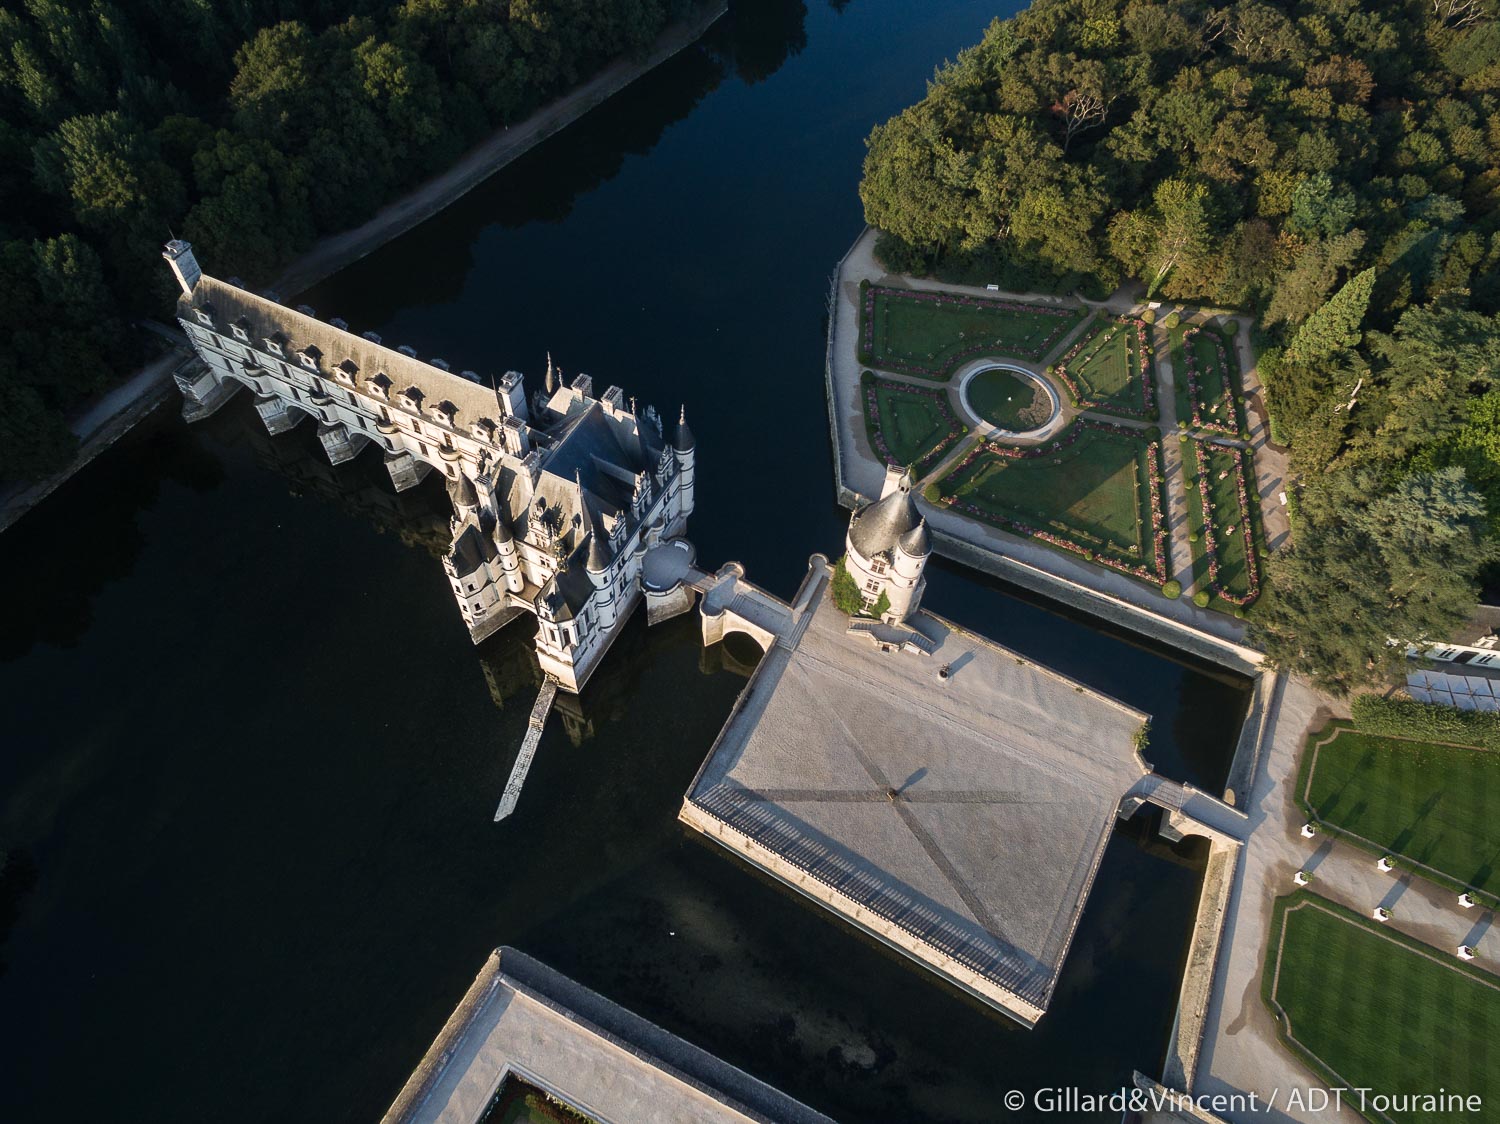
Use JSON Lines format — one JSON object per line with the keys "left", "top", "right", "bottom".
{"left": 494, "top": 678, "right": 558, "bottom": 822}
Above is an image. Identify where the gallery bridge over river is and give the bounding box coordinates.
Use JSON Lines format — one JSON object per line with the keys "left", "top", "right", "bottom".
{"left": 165, "top": 236, "right": 1245, "bottom": 1033}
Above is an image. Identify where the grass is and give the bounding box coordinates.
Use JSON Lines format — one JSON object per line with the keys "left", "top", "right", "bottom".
{"left": 939, "top": 426, "right": 1153, "bottom": 563}
{"left": 858, "top": 372, "right": 967, "bottom": 474}
{"left": 1298, "top": 724, "right": 1500, "bottom": 899}
{"left": 1263, "top": 892, "right": 1500, "bottom": 1124}
{"left": 1182, "top": 435, "right": 1266, "bottom": 606}
{"left": 965, "top": 367, "right": 1044, "bottom": 430}
{"left": 861, "top": 285, "right": 1084, "bottom": 379}
{"left": 1052, "top": 315, "right": 1156, "bottom": 419}
{"left": 1171, "top": 323, "right": 1244, "bottom": 435}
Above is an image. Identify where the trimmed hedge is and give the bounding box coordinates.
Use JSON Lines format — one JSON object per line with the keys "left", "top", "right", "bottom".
{"left": 1161, "top": 579, "right": 1182, "bottom": 599}
{"left": 1350, "top": 695, "right": 1500, "bottom": 750}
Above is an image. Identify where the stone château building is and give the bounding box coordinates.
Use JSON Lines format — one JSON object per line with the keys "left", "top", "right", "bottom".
{"left": 165, "top": 240, "right": 695, "bottom": 692}
{"left": 843, "top": 464, "right": 930, "bottom": 623}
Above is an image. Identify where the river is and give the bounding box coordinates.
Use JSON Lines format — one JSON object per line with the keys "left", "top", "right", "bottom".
{"left": 0, "top": 3, "right": 1249, "bottom": 1121}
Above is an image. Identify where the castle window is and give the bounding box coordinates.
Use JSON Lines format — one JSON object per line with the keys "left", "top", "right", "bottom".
{"left": 299, "top": 346, "right": 322, "bottom": 371}
{"left": 870, "top": 558, "right": 887, "bottom": 575}
{"left": 865, "top": 579, "right": 881, "bottom": 593}
{"left": 264, "top": 335, "right": 286, "bottom": 358}
{"left": 231, "top": 325, "right": 248, "bottom": 342}
{"left": 193, "top": 306, "right": 214, "bottom": 327}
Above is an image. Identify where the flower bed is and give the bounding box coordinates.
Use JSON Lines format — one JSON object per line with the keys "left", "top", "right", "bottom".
{"left": 1050, "top": 316, "right": 1157, "bottom": 420}
{"left": 936, "top": 419, "right": 1168, "bottom": 584}
{"left": 1179, "top": 326, "right": 1243, "bottom": 436}
{"left": 859, "top": 284, "right": 1082, "bottom": 379}
{"left": 859, "top": 372, "right": 968, "bottom": 475}
{"left": 1188, "top": 437, "right": 1261, "bottom": 605}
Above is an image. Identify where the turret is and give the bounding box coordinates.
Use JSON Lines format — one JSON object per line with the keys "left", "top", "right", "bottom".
{"left": 843, "top": 466, "right": 928, "bottom": 623}
{"left": 163, "top": 239, "right": 201, "bottom": 296}
{"left": 494, "top": 512, "right": 525, "bottom": 594}
{"left": 448, "top": 473, "right": 479, "bottom": 523}
{"left": 673, "top": 405, "right": 695, "bottom": 521}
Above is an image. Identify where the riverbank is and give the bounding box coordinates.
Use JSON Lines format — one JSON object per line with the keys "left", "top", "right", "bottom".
{"left": 0, "top": 1, "right": 727, "bottom": 538}
{"left": 271, "top": 0, "right": 728, "bottom": 299}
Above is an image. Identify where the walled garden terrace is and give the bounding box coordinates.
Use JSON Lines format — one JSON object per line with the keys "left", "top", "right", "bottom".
{"left": 931, "top": 419, "right": 1168, "bottom": 587}
{"left": 858, "top": 282, "right": 1086, "bottom": 378}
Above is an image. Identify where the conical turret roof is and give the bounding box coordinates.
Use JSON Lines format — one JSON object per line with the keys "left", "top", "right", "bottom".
{"left": 898, "top": 519, "right": 931, "bottom": 558}
{"left": 674, "top": 405, "right": 695, "bottom": 453}
{"left": 848, "top": 470, "right": 921, "bottom": 559}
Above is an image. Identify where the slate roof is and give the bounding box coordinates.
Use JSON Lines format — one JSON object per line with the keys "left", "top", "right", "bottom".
{"left": 181, "top": 276, "right": 504, "bottom": 435}
{"left": 848, "top": 471, "right": 922, "bottom": 558}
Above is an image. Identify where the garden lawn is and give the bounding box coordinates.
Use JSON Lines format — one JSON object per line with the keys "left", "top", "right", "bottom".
{"left": 942, "top": 427, "right": 1148, "bottom": 559}
{"left": 1172, "top": 323, "right": 1243, "bottom": 435}
{"left": 863, "top": 286, "right": 1083, "bottom": 378}
{"left": 1300, "top": 727, "right": 1500, "bottom": 896}
{"left": 1265, "top": 893, "right": 1500, "bottom": 1124}
{"left": 1189, "top": 438, "right": 1259, "bottom": 605}
{"left": 1053, "top": 315, "right": 1155, "bottom": 419}
{"left": 859, "top": 373, "right": 966, "bottom": 474}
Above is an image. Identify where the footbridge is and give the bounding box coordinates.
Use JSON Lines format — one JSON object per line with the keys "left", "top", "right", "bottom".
{"left": 693, "top": 562, "right": 809, "bottom": 653}
{"left": 1120, "top": 775, "right": 1249, "bottom": 847}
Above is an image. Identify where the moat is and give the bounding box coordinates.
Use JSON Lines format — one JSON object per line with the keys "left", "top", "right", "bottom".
{"left": 0, "top": 3, "right": 1250, "bottom": 1122}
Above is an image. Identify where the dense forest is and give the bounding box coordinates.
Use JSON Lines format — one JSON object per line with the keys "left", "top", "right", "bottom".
{"left": 0, "top": 0, "right": 712, "bottom": 481}
{"left": 859, "top": 0, "right": 1500, "bottom": 694}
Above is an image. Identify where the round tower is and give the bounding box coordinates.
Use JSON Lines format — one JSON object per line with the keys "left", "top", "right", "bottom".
{"left": 673, "top": 406, "right": 695, "bottom": 520}
{"left": 844, "top": 465, "right": 929, "bottom": 623}
{"left": 584, "top": 504, "right": 618, "bottom": 631}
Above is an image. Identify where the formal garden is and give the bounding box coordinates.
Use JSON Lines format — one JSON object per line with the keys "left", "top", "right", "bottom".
{"left": 1171, "top": 321, "right": 1248, "bottom": 438}
{"left": 1047, "top": 314, "right": 1157, "bottom": 420}
{"left": 929, "top": 419, "right": 1167, "bottom": 584}
{"left": 859, "top": 371, "right": 968, "bottom": 475}
{"left": 1263, "top": 892, "right": 1499, "bottom": 1124}
{"left": 1182, "top": 436, "right": 1264, "bottom": 610}
{"left": 858, "top": 281, "right": 1085, "bottom": 379}
{"left": 1296, "top": 699, "right": 1500, "bottom": 906}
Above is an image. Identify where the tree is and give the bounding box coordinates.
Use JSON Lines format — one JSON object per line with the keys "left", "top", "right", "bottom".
{"left": 1252, "top": 467, "right": 1493, "bottom": 693}
{"left": 1109, "top": 178, "right": 1212, "bottom": 297}
{"left": 1286, "top": 268, "right": 1375, "bottom": 363}
{"left": 830, "top": 557, "right": 864, "bottom": 616}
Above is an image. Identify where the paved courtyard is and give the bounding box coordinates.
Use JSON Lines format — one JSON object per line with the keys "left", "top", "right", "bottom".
{"left": 683, "top": 565, "right": 1152, "bottom": 1024}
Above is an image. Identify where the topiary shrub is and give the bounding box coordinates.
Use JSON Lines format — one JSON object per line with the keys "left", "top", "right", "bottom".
{"left": 1193, "top": 590, "right": 1211, "bottom": 608}
{"left": 1188, "top": 531, "right": 1198, "bottom": 543}
{"left": 1140, "top": 308, "right": 1156, "bottom": 324}
{"left": 1222, "top": 319, "right": 1239, "bottom": 337}
{"left": 922, "top": 483, "right": 942, "bottom": 503}
{"left": 1234, "top": 607, "right": 1247, "bottom": 619}
{"left": 1163, "top": 312, "right": 1180, "bottom": 329}
{"left": 1161, "top": 579, "right": 1182, "bottom": 599}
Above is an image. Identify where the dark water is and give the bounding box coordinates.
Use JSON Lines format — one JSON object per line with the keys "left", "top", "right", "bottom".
{"left": 0, "top": 3, "right": 1248, "bottom": 1122}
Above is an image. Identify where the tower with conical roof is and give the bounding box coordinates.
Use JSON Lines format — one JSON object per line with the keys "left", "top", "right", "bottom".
{"left": 673, "top": 405, "right": 695, "bottom": 527}
{"left": 843, "top": 464, "right": 930, "bottom": 623}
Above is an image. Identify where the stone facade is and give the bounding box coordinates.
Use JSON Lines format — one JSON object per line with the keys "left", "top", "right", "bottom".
{"left": 166, "top": 240, "right": 696, "bottom": 692}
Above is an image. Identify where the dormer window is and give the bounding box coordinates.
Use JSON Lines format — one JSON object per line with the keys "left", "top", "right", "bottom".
{"left": 264, "top": 333, "right": 287, "bottom": 358}
{"left": 231, "top": 317, "right": 250, "bottom": 342}
{"left": 433, "top": 400, "right": 457, "bottom": 426}
{"left": 870, "top": 558, "right": 888, "bottom": 575}
{"left": 430, "top": 358, "right": 450, "bottom": 372}
{"left": 398, "top": 386, "right": 424, "bottom": 412}
{"left": 471, "top": 418, "right": 497, "bottom": 443}
{"left": 193, "top": 304, "right": 215, "bottom": 327}
{"left": 366, "top": 372, "right": 392, "bottom": 399}
{"left": 299, "top": 345, "right": 322, "bottom": 371}
{"left": 335, "top": 358, "right": 359, "bottom": 384}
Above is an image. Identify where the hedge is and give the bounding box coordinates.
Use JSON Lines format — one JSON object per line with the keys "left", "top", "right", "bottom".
{"left": 1350, "top": 694, "right": 1500, "bottom": 751}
